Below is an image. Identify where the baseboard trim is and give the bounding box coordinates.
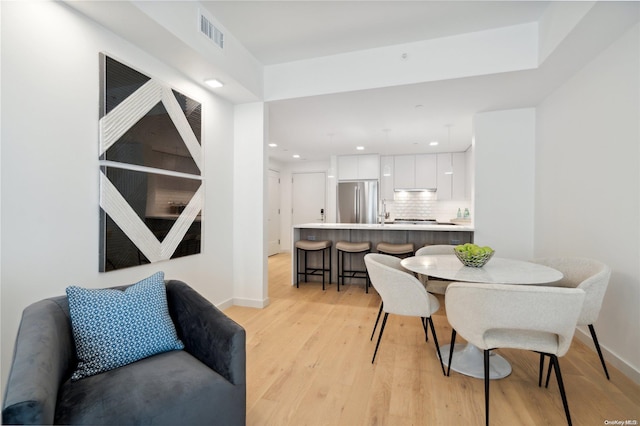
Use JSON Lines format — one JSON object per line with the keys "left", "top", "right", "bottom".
{"left": 216, "top": 298, "right": 235, "bottom": 311}
{"left": 575, "top": 327, "right": 640, "bottom": 385}
{"left": 232, "top": 297, "right": 270, "bottom": 309}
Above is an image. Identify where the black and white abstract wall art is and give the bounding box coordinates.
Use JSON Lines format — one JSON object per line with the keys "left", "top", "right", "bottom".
{"left": 99, "top": 54, "right": 203, "bottom": 272}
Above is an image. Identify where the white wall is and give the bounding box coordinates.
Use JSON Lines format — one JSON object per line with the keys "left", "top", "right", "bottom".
{"left": 268, "top": 159, "right": 331, "bottom": 252}
{"left": 538, "top": 1, "right": 594, "bottom": 63}
{"left": 535, "top": 24, "right": 640, "bottom": 381}
{"left": 233, "top": 102, "right": 269, "bottom": 308}
{"left": 0, "top": 1, "right": 236, "bottom": 393}
{"left": 264, "top": 23, "right": 538, "bottom": 101}
{"left": 473, "top": 108, "right": 536, "bottom": 259}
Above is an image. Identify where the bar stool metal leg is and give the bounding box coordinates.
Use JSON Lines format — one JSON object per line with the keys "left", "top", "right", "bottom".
{"left": 294, "top": 240, "right": 333, "bottom": 290}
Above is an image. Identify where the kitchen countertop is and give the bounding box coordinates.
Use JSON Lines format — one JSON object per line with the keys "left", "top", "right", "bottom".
{"left": 294, "top": 222, "right": 474, "bottom": 231}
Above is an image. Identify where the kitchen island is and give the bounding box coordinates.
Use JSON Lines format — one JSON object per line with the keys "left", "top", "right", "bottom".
{"left": 292, "top": 222, "right": 474, "bottom": 286}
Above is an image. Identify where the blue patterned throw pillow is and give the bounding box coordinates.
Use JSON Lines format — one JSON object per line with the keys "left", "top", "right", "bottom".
{"left": 66, "top": 271, "right": 184, "bottom": 381}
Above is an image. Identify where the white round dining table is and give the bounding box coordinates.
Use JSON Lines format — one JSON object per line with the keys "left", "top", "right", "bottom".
{"left": 400, "top": 254, "right": 564, "bottom": 379}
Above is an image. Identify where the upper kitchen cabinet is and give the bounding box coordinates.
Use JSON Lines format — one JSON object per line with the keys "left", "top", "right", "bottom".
{"left": 380, "top": 155, "right": 394, "bottom": 201}
{"left": 393, "top": 154, "right": 437, "bottom": 190}
{"left": 436, "top": 152, "right": 466, "bottom": 200}
{"left": 393, "top": 155, "right": 414, "bottom": 188}
{"left": 452, "top": 152, "right": 466, "bottom": 199}
{"left": 415, "top": 154, "right": 437, "bottom": 189}
{"left": 337, "top": 154, "right": 379, "bottom": 180}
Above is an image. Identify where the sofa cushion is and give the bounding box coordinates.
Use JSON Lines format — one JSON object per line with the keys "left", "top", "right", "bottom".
{"left": 66, "top": 272, "right": 184, "bottom": 381}
{"left": 54, "top": 351, "right": 243, "bottom": 425}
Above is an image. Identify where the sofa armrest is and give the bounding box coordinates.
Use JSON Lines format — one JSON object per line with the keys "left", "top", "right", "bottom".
{"left": 165, "top": 280, "right": 246, "bottom": 386}
{"left": 2, "top": 299, "right": 75, "bottom": 425}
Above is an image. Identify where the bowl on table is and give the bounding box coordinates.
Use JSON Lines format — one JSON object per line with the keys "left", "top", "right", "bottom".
{"left": 454, "top": 245, "right": 495, "bottom": 268}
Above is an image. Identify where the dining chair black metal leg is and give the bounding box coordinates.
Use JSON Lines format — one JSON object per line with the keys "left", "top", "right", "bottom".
{"left": 372, "top": 312, "right": 389, "bottom": 364}
{"left": 538, "top": 352, "right": 551, "bottom": 387}
{"left": 365, "top": 270, "right": 370, "bottom": 293}
{"left": 588, "top": 324, "right": 610, "bottom": 380}
{"left": 370, "top": 302, "right": 383, "bottom": 341}
{"left": 447, "top": 329, "right": 457, "bottom": 376}
{"left": 421, "top": 317, "right": 429, "bottom": 342}
{"left": 484, "top": 349, "right": 491, "bottom": 426}
{"left": 427, "top": 316, "right": 446, "bottom": 376}
{"left": 545, "top": 355, "right": 553, "bottom": 388}
{"left": 550, "top": 354, "right": 573, "bottom": 426}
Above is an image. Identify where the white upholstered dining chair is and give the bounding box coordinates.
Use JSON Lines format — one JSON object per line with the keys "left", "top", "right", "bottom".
{"left": 445, "top": 282, "right": 585, "bottom": 426}
{"left": 533, "top": 257, "right": 612, "bottom": 381}
{"left": 414, "top": 244, "right": 456, "bottom": 294}
{"left": 364, "top": 253, "right": 445, "bottom": 375}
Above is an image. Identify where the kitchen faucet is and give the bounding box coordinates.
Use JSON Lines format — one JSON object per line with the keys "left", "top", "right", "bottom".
{"left": 378, "top": 200, "right": 390, "bottom": 225}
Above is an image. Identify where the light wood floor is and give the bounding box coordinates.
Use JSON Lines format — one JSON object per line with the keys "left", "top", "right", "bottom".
{"left": 225, "top": 253, "right": 640, "bottom": 426}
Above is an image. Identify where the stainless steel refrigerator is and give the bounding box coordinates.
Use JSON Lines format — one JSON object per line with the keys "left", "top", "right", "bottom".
{"left": 337, "top": 181, "right": 379, "bottom": 223}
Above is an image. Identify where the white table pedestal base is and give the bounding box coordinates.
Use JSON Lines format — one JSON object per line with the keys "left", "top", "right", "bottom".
{"left": 441, "top": 343, "right": 512, "bottom": 379}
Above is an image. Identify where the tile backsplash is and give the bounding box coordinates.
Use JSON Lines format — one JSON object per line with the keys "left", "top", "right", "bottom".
{"left": 384, "top": 191, "right": 471, "bottom": 222}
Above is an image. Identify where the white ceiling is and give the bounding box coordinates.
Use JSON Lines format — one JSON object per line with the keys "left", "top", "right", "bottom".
{"left": 67, "top": 1, "right": 637, "bottom": 164}
{"left": 201, "top": 1, "right": 555, "bottom": 162}
{"left": 202, "top": 1, "right": 550, "bottom": 65}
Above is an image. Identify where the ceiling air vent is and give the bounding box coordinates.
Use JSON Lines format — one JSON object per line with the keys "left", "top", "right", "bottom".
{"left": 199, "top": 10, "right": 224, "bottom": 49}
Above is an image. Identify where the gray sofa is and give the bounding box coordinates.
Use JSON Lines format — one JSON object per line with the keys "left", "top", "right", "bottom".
{"left": 2, "top": 280, "right": 246, "bottom": 425}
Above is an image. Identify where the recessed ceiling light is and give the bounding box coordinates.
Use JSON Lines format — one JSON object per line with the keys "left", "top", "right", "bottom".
{"left": 430, "top": 141, "right": 439, "bottom": 146}
{"left": 292, "top": 154, "right": 300, "bottom": 159}
{"left": 268, "top": 143, "right": 277, "bottom": 147}
{"left": 204, "top": 79, "right": 224, "bottom": 88}
{"left": 356, "top": 146, "right": 365, "bottom": 150}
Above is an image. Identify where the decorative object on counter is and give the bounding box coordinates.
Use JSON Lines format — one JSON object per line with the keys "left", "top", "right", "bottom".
{"left": 457, "top": 208, "right": 462, "bottom": 218}
{"left": 450, "top": 217, "right": 471, "bottom": 225}
{"left": 454, "top": 243, "right": 494, "bottom": 267}
{"left": 98, "top": 54, "right": 203, "bottom": 272}
{"left": 463, "top": 208, "right": 470, "bottom": 219}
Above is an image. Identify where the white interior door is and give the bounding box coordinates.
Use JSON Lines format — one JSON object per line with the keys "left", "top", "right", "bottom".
{"left": 292, "top": 172, "right": 326, "bottom": 226}
{"left": 267, "top": 169, "right": 281, "bottom": 256}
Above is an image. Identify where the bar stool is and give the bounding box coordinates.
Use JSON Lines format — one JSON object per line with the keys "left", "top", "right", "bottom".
{"left": 376, "top": 242, "right": 415, "bottom": 259}
{"left": 295, "top": 240, "right": 332, "bottom": 290}
{"left": 336, "top": 241, "right": 371, "bottom": 293}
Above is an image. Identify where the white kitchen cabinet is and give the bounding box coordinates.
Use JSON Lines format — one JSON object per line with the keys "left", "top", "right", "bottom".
{"left": 393, "top": 155, "right": 415, "bottom": 189}
{"left": 337, "top": 154, "right": 379, "bottom": 180}
{"left": 380, "top": 155, "right": 394, "bottom": 201}
{"left": 452, "top": 152, "right": 466, "bottom": 200}
{"left": 436, "top": 152, "right": 466, "bottom": 200}
{"left": 337, "top": 156, "right": 358, "bottom": 180}
{"left": 393, "top": 154, "right": 437, "bottom": 189}
{"left": 415, "top": 154, "right": 437, "bottom": 189}
{"left": 436, "top": 153, "right": 453, "bottom": 200}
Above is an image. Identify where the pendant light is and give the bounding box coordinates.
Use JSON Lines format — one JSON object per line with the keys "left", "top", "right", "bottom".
{"left": 382, "top": 129, "right": 392, "bottom": 176}
{"left": 444, "top": 125, "right": 454, "bottom": 175}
